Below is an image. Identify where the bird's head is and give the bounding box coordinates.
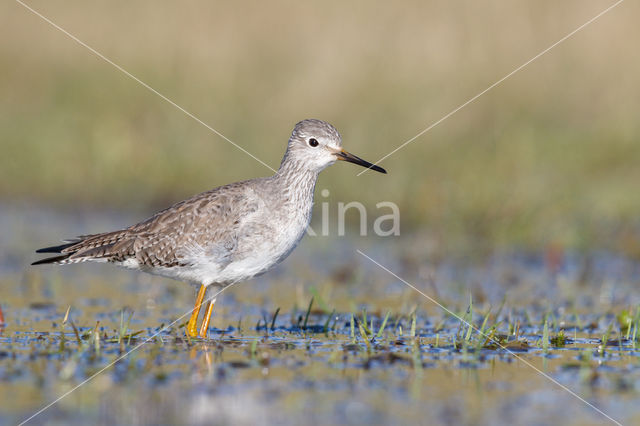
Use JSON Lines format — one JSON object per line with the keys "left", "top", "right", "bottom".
{"left": 283, "top": 119, "right": 386, "bottom": 174}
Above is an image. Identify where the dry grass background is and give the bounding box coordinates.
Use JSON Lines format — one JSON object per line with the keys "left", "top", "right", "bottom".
{"left": 1, "top": 0, "right": 639, "bottom": 253}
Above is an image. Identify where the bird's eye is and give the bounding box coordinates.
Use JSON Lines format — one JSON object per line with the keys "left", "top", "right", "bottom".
{"left": 308, "top": 138, "right": 319, "bottom": 147}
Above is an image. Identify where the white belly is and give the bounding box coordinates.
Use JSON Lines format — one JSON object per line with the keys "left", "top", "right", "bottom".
{"left": 216, "top": 213, "right": 309, "bottom": 283}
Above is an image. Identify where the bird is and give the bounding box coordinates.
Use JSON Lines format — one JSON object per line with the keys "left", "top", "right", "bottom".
{"left": 32, "top": 119, "right": 386, "bottom": 338}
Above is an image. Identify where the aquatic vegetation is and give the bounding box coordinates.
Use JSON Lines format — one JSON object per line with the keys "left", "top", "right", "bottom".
{"left": 2, "top": 209, "right": 640, "bottom": 425}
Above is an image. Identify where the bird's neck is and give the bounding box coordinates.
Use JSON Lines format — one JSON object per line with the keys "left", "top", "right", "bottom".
{"left": 274, "top": 157, "right": 319, "bottom": 208}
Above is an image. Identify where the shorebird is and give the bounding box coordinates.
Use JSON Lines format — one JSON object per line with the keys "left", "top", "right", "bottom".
{"left": 32, "top": 119, "right": 386, "bottom": 338}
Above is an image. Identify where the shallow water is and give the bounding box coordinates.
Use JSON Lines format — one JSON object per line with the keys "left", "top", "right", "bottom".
{"left": 1, "top": 204, "right": 639, "bottom": 425}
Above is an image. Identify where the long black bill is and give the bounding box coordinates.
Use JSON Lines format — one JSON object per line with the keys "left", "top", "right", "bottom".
{"left": 335, "top": 150, "right": 387, "bottom": 174}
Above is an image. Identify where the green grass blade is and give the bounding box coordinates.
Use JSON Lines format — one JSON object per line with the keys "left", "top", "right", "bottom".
{"left": 303, "top": 297, "right": 314, "bottom": 330}
{"left": 350, "top": 314, "right": 356, "bottom": 343}
{"left": 270, "top": 307, "right": 280, "bottom": 331}
{"left": 323, "top": 309, "right": 335, "bottom": 335}
{"left": 375, "top": 311, "right": 391, "bottom": 339}
{"left": 410, "top": 311, "right": 417, "bottom": 338}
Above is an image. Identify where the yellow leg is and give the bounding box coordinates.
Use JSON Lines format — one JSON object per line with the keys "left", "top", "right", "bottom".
{"left": 187, "top": 284, "right": 207, "bottom": 338}
{"left": 198, "top": 298, "right": 216, "bottom": 339}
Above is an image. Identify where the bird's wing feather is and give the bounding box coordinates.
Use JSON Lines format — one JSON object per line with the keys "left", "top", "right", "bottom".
{"left": 42, "top": 180, "right": 262, "bottom": 267}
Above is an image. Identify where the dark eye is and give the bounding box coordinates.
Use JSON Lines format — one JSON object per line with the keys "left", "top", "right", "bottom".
{"left": 308, "top": 138, "right": 319, "bottom": 147}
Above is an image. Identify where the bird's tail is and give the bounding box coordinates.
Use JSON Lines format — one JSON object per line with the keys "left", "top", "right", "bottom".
{"left": 31, "top": 230, "right": 130, "bottom": 266}
{"left": 31, "top": 241, "right": 80, "bottom": 265}
{"left": 31, "top": 254, "right": 73, "bottom": 265}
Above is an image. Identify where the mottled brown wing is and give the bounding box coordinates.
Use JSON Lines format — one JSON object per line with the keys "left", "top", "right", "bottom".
{"left": 43, "top": 182, "right": 258, "bottom": 267}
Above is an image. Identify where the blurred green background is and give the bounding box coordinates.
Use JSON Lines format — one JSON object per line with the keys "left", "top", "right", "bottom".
{"left": 2, "top": 1, "right": 639, "bottom": 254}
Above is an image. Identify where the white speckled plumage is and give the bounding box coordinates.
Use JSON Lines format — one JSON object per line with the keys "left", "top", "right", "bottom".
{"left": 33, "top": 119, "right": 386, "bottom": 292}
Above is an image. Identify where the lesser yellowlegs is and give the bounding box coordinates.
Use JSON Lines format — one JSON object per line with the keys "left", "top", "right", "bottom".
{"left": 32, "top": 119, "right": 386, "bottom": 338}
